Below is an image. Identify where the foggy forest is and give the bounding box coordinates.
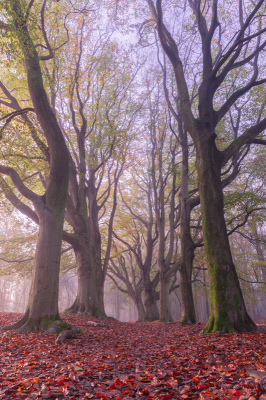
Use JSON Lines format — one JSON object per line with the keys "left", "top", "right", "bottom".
{"left": 0, "top": 0, "right": 266, "bottom": 399}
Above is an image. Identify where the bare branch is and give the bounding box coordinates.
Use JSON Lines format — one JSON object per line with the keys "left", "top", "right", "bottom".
{"left": 0, "top": 165, "right": 41, "bottom": 204}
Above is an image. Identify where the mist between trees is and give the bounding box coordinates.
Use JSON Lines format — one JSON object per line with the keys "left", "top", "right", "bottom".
{"left": 0, "top": 0, "right": 265, "bottom": 333}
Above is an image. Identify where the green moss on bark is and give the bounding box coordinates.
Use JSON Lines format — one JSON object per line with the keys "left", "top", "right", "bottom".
{"left": 27, "top": 314, "right": 62, "bottom": 331}
{"left": 180, "top": 316, "right": 188, "bottom": 324}
{"left": 203, "top": 313, "right": 234, "bottom": 333}
{"left": 94, "top": 307, "right": 106, "bottom": 317}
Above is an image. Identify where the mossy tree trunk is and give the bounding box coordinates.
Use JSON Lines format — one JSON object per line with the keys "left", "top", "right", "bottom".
{"left": 196, "top": 136, "right": 256, "bottom": 332}
{"left": 0, "top": 0, "right": 69, "bottom": 332}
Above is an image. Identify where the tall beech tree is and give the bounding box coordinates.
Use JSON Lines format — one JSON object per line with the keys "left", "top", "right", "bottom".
{"left": 0, "top": 0, "right": 69, "bottom": 331}
{"left": 0, "top": 5, "right": 142, "bottom": 317}
{"left": 147, "top": 0, "right": 266, "bottom": 332}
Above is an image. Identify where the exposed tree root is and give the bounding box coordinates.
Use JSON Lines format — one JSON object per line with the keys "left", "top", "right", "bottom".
{"left": 55, "top": 326, "right": 81, "bottom": 344}
{"left": 0, "top": 309, "right": 71, "bottom": 333}
{"left": 0, "top": 309, "right": 30, "bottom": 332}
{"left": 64, "top": 299, "right": 106, "bottom": 318}
{"left": 203, "top": 313, "right": 257, "bottom": 334}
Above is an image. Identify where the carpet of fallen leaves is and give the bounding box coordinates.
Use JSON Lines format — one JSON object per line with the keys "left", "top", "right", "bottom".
{"left": 0, "top": 314, "right": 266, "bottom": 399}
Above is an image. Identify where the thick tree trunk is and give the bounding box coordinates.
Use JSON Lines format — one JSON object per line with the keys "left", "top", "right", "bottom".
{"left": 17, "top": 212, "right": 64, "bottom": 331}
{"left": 143, "top": 281, "right": 159, "bottom": 321}
{"left": 196, "top": 139, "right": 256, "bottom": 333}
{"left": 1, "top": 204, "right": 68, "bottom": 332}
{"left": 135, "top": 295, "right": 145, "bottom": 321}
{"left": 160, "top": 272, "right": 173, "bottom": 322}
{"left": 66, "top": 238, "right": 106, "bottom": 316}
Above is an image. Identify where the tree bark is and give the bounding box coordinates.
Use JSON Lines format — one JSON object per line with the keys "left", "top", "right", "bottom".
{"left": 143, "top": 280, "right": 159, "bottom": 321}
{"left": 159, "top": 271, "right": 173, "bottom": 322}
{"left": 136, "top": 295, "right": 145, "bottom": 321}
{"left": 179, "top": 192, "right": 197, "bottom": 324}
{"left": 179, "top": 125, "right": 196, "bottom": 324}
{"left": 66, "top": 236, "right": 105, "bottom": 316}
{"left": 179, "top": 242, "right": 196, "bottom": 324}
{"left": 196, "top": 136, "right": 256, "bottom": 333}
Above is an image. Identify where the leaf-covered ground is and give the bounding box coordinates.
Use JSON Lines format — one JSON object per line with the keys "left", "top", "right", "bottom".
{"left": 0, "top": 314, "right": 266, "bottom": 399}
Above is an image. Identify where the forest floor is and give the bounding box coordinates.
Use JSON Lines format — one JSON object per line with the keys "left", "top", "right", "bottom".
{"left": 0, "top": 314, "right": 265, "bottom": 399}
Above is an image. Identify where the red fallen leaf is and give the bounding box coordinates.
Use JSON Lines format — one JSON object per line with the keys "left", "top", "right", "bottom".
{"left": 142, "top": 387, "right": 149, "bottom": 395}
{"left": 108, "top": 383, "right": 118, "bottom": 389}
{"left": 199, "top": 384, "right": 208, "bottom": 389}
{"left": 115, "top": 379, "right": 125, "bottom": 385}
{"left": 140, "top": 378, "right": 151, "bottom": 382}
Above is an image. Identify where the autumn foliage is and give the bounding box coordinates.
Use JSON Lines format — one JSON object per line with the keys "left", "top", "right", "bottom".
{"left": 0, "top": 313, "right": 266, "bottom": 399}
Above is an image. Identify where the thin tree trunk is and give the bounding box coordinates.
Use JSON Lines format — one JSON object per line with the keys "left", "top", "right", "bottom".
{"left": 178, "top": 126, "right": 197, "bottom": 324}
{"left": 179, "top": 197, "right": 196, "bottom": 323}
